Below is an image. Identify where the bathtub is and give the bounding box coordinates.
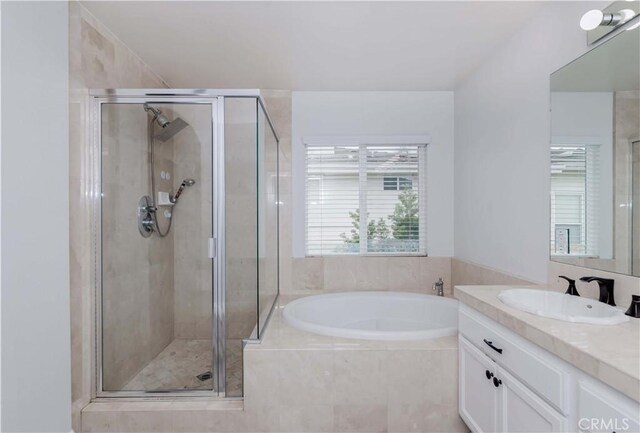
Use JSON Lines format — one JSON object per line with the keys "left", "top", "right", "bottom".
{"left": 282, "top": 291, "right": 458, "bottom": 341}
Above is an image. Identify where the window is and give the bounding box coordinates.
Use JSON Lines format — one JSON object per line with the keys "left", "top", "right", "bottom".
{"left": 383, "top": 176, "right": 413, "bottom": 191}
{"left": 550, "top": 146, "right": 600, "bottom": 256}
{"left": 305, "top": 144, "right": 427, "bottom": 255}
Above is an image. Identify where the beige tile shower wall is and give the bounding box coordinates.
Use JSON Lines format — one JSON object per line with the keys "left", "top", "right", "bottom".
{"left": 69, "top": 1, "right": 169, "bottom": 430}
{"left": 224, "top": 98, "right": 259, "bottom": 341}
{"left": 100, "top": 105, "right": 175, "bottom": 391}
{"left": 224, "top": 98, "right": 260, "bottom": 396}
{"left": 257, "top": 105, "right": 279, "bottom": 334}
{"left": 171, "top": 104, "right": 213, "bottom": 340}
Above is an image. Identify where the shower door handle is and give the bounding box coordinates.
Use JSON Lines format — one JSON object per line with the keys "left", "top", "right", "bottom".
{"left": 208, "top": 238, "right": 217, "bottom": 259}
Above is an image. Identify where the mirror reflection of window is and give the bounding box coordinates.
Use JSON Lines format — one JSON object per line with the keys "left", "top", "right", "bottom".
{"left": 549, "top": 26, "right": 639, "bottom": 276}
{"left": 550, "top": 145, "right": 600, "bottom": 257}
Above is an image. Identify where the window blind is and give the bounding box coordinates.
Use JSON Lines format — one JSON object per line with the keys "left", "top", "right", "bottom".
{"left": 550, "top": 145, "right": 600, "bottom": 256}
{"left": 305, "top": 144, "right": 427, "bottom": 256}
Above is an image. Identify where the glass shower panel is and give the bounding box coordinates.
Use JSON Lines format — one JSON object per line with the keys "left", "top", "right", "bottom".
{"left": 100, "top": 102, "right": 213, "bottom": 393}
{"left": 257, "top": 104, "right": 279, "bottom": 338}
{"left": 223, "top": 98, "right": 259, "bottom": 397}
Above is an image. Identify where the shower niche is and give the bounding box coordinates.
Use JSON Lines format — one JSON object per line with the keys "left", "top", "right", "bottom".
{"left": 91, "top": 90, "right": 279, "bottom": 398}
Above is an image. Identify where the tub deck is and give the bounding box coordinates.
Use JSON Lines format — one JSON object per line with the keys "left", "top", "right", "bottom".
{"left": 243, "top": 294, "right": 467, "bottom": 433}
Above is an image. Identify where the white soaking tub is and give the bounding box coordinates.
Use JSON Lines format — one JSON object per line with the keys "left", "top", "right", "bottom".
{"left": 283, "top": 291, "right": 458, "bottom": 341}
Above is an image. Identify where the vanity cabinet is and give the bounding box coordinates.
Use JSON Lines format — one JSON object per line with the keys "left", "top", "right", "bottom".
{"left": 499, "top": 366, "right": 567, "bottom": 432}
{"left": 459, "top": 336, "right": 499, "bottom": 433}
{"left": 459, "top": 305, "right": 640, "bottom": 433}
{"left": 460, "top": 336, "right": 566, "bottom": 433}
{"left": 577, "top": 380, "right": 640, "bottom": 433}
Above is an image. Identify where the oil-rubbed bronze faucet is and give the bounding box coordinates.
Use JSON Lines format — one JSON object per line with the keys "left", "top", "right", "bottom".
{"left": 559, "top": 276, "right": 580, "bottom": 296}
{"left": 579, "top": 276, "right": 615, "bottom": 306}
{"left": 625, "top": 295, "right": 640, "bottom": 318}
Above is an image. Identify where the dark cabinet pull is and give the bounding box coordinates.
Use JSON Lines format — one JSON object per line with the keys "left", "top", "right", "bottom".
{"left": 483, "top": 339, "right": 503, "bottom": 354}
{"left": 493, "top": 377, "right": 502, "bottom": 387}
{"left": 485, "top": 370, "right": 493, "bottom": 380}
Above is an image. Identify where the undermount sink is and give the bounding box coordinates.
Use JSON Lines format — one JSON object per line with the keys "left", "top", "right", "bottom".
{"left": 498, "top": 288, "right": 629, "bottom": 325}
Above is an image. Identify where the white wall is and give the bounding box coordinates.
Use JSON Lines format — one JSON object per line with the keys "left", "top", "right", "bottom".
{"left": 1, "top": 2, "right": 71, "bottom": 432}
{"left": 454, "top": 1, "right": 608, "bottom": 283}
{"left": 292, "top": 91, "right": 454, "bottom": 257}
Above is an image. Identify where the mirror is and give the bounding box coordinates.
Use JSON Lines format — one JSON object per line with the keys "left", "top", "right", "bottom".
{"left": 550, "top": 26, "right": 639, "bottom": 276}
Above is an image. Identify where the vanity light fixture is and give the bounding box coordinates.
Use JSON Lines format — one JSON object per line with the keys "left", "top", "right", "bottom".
{"left": 580, "top": 8, "right": 635, "bottom": 31}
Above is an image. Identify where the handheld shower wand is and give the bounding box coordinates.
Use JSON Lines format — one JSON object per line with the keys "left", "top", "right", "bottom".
{"left": 171, "top": 178, "right": 196, "bottom": 204}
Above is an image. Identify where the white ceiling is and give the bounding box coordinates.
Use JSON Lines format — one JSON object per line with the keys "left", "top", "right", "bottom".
{"left": 82, "top": 1, "right": 544, "bottom": 90}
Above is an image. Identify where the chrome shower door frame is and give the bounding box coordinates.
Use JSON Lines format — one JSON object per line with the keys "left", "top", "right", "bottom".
{"left": 89, "top": 92, "right": 225, "bottom": 399}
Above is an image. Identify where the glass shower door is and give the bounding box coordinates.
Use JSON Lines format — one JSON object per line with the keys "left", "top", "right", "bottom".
{"left": 99, "top": 101, "right": 215, "bottom": 393}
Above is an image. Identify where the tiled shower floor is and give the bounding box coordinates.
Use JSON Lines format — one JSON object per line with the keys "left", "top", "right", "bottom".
{"left": 122, "top": 338, "right": 243, "bottom": 395}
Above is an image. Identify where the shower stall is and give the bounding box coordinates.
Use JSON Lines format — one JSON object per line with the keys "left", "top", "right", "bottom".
{"left": 90, "top": 89, "right": 279, "bottom": 398}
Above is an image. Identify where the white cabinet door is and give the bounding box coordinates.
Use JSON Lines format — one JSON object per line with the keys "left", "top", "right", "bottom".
{"left": 459, "top": 336, "right": 499, "bottom": 433}
{"left": 499, "top": 367, "right": 567, "bottom": 433}
{"left": 577, "top": 379, "right": 640, "bottom": 433}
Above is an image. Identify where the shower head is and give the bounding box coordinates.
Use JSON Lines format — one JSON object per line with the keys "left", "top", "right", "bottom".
{"left": 154, "top": 117, "right": 189, "bottom": 142}
{"left": 172, "top": 178, "right": 196, "bottom": 203}
{"left": 143, "top": 103, "right": 190, "bottom": 142}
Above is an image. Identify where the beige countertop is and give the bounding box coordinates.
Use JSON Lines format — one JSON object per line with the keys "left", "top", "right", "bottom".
{"left": 454, "top": 285, "right": 640, "bottom": 402}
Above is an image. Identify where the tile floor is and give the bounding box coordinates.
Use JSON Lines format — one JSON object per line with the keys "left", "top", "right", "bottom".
{"left": 121, "top": 339, "right": 243, "bottom": 395}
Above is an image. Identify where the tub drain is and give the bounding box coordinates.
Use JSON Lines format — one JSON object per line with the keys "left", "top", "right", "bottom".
{"left": 196, "top": 371, "right": 212, "bottom": 382}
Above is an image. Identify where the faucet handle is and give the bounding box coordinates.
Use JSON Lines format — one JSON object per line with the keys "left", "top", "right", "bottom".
{"left": 432, "top": 278, "right": 444, "bottom": 295}
{"left": 625, "top": 295, "right": 640, "bottom": 318}
{"left": 559, "top": 276, "right": 579, "bottom": 296}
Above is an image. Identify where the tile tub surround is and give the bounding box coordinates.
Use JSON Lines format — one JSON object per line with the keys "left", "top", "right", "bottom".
{"left": 286, "top": 256, "right": 453, "bottom": 295}
{"left": 81, "top": 294, "right": 467, "bottom": 433}
{"left": 245, "top": 295, "right": 466, "bottom": 433}
{"left": 285, "top": 256, "right": 542, "bottom": 297}
{"left": 454, "top": 285, "right": 640, "bottom": 402}
{"left": 451, "top": 258, "right": 536, "bottom": 286}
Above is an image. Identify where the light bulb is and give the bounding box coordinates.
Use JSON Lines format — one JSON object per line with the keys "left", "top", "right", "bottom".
{"left": 580, "top": 9, "right": 604, "bottom": 31}
{"left": 619, "top": 9, "right": 636, "bottom": 22}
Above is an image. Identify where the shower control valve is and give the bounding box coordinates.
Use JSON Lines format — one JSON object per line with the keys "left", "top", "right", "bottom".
{"left": 137, "top": 195, "right": 155, "bottom": 238}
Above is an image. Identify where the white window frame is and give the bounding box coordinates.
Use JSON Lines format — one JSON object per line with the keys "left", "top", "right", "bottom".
{"left": 303, "top": 135, "right": 429, "bottom": 257}
{"left": 383, "top": 176, "right": 414, "bottom": 191}
{"left": 550, "top": 140, "right": 601, "bottom": 258}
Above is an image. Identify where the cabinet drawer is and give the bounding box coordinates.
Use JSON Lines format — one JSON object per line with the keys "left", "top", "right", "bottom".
{"left": 577, "top": 380, "right": 640, "bottom": 433}
{"left": 459, "top": 305, "right": 569, "bottom": 414}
